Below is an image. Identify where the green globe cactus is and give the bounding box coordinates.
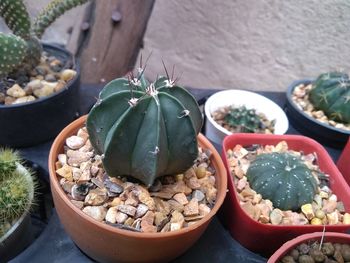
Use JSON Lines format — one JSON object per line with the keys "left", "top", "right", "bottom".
{"left": 309, "top": 72, "right": 350, "bottom": 124}
{"left": 0, "top": 148, "right": 35, "bottom": 237}
{"left": 224, "top": 106, "right": 264, "bottom": 133}
{"left": 246, "top": 152, "right": 318, "bottom": 211}
{"left": 87, "top": 68, "right": 203, "bottom": 186}
{"left": 0, "top": 0, "right": 88, "bottom": 77}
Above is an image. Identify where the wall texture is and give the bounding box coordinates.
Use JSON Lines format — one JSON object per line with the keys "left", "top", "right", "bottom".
{"left": 1, "top": 1, "right": 350, "bottom": 91}
{"left": 141, "top": 0, "right": 350, "bottom": 91}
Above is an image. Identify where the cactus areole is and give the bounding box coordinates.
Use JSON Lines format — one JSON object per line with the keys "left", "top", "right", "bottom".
{"left": 309, "top": 72, "right": 350, "bottom": 124}
{"left": 246, "top": 152, "right": 318, "bottom": 211}
{"left": 87, "top": 71, "right": 203, "bottom": 186}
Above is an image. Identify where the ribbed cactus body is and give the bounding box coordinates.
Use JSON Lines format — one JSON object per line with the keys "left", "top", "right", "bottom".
{"left": 246, "top": 152, "right": 318, "bottom": 211}
{"left": 224, "top": 106, "right": 263, "bottom": 133}
{"left": 309, "top": 72, "right": 350, "bottom": 124}
{"left": 87, "top": 73, "right": 203, "bottom": 186}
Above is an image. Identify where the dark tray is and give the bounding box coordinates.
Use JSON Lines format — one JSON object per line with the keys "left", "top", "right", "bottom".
{"left": 10, "top": 85, "right": 343, "bottom": 262}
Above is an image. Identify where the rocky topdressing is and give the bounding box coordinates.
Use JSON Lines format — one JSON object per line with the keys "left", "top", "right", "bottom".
{"left": 55, "top": 127, "right": 217, "bottom": 233}
{"left": 211, "top": 105, "right": 275, "bottom": 134}
{"left": 279, "top": 241, "right": 350, "bottom": 263}
{"left": 226, "top": 141, "right": 350, "bottom": 225}
{"left": 292, "top": 83, "right": 350, "bottom": 131}
{"left": 0, "top": 52, "right": 76, "bottom": 105}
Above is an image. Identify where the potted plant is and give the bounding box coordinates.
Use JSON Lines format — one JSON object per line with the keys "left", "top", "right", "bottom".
{"left": 0, "top": 0, "right": 88, "bottom": 147}
{"left": 48, "top": 67, "right": 227, "bottom": 262}
{"left": 268, "top": 232, "right": 350, "bottom": 263}
{"left": 204, "top": 89, "right": 289, "bottom": 147}
{"left": 221, "top": 133, "right": 350, "bottom": 257}
{"left": 286, "top": 71, "right": 350, "bottom": 147}
{"left": 0, "top": 148, "right": 36, "bottom": 262}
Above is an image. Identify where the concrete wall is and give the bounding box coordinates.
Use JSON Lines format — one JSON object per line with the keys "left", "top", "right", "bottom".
{"left": 141, "top": 0, "right": 350, "bottom": 91}
{"left": 2, "top": 1, "right": 350, "bottom": 91}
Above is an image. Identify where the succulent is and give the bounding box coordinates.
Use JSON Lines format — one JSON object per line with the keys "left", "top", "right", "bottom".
{"left": 246, "top": 152, "right": 318, "bottom": 211}
{"left": 309, "top": 72, "right": 350, "bottom": 124}
{"left": 224, "top": 106, "right": 265, "bottom": 133}
{"left": 87, "top": 68, "right": 203, "bottom": 186}
{"left": 0, "top": 148, "right": 20, "bottom": 179}
{"left": 0, "top": 148, "right": 35, "bottom": 237}
{"left": 0, "top": 0, "right": 88, "bottom": 77}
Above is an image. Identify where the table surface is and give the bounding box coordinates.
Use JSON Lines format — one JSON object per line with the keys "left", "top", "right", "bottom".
{"left": 10, "top": 85, "right": 343, "bottom": 263}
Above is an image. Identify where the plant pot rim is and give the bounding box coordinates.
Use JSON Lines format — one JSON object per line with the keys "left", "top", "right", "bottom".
{"left": 268, "top": 232, "right": 350, "bottom": 263}
{"left": 223, "top": 132, "right": 350, "bottom": 230}
{"left": 49, "top": 115, "right": 227, "bottom": 239}
{"left": 286, "top": 79, "right": 350, "bottom": 136}
{"left": 204, "top": 89, "right": 289, "bottom": 136}
{"left": 0, "top": 43, "right": 80, "bottom": 110}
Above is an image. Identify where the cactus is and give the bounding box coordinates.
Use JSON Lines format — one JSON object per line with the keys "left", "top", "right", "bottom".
{"left": 309, "top": 72, "right": 350, "bottom": 124}
{"left": 224, "top": 106, "right": 265, "bottom": 133}
{"left": 0, "top": 148, "right": 35, "bottom": 237}
{"left": 0, "top": 0, "right": 88, "bottom": 77}
{"left": 0, "top": 148, "right": 21, "bottom": 179}
{"left": 87, "top": 68, "right": 203, "bottom": 186}
{"left": 246, "top": 152, "right": 318, "bottom": 211}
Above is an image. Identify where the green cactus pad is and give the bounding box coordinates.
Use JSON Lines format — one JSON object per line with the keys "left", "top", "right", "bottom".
{"left": 246, "top": 152, "right": 318, "bottom": 211}
{"left": 0, "top": 0, "right": 31, "bottom": 39}
{"left": 33, "top": 0, "right": 89, "bottom": 38}
{"left": 87, "top": 72, "right": 203, "bottom": 186}
{"left": 309, "top": 72, "right": 350, "bottom": 124}
{"left": 0, "top": 33, "right": 27, "bottom": 77}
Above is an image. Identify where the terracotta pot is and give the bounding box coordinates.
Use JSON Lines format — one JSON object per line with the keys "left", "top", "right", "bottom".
{"left": 268, "top": 232, "right": 350, "bottom": 263}
{"left": 337, "top": 137, "right": 350, "bottom": 185}
{"left": 49, "top": 115, "right": 227, "bottom": 263}
{"left": 221, "top": 133, "right": 350, "bottom": 257}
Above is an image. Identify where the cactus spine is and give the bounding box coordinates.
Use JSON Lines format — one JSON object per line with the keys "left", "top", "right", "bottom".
{"left": 0, "top": 0, "right": 88, "bottom": 77}
{"left": 246, "top": 152, "right": 318, "bottom": 211}
{"left": 0, "top": 149, "right": 35, "bottom": 237}
{"left": 309, "top": 72, "right": 350, "bottom": 124}
{"left": 87, "top": 68, "right": 203, "bottom": 186}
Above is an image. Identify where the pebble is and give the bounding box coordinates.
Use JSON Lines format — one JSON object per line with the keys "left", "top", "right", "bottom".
{"left": 61, "top": 69, "right": 77, "bottom": 82}
{"left": 33, "top": 83, "right": 55, "bottom": 97}
{"left": 105, "top": 207, "right": 118, "bottom": 223}
{"left": 135, "top": 204, "right": 149, "bottom": 218}
{"left": 7, "top": 84, "right": 26, "bottom": 98}
{"left": 192, "top": 190, "right": 205, "bottom": 202}
{"left": 12, "top": 96, "right": 36, "bottom": 104}
{"left": 56, "top": 128, "right": 217, "bottom": 233}
{"left": 66, "top": 136, "right": 86, "bottom": 150}
{"left": 118, "top": 204, "right": 137, "bottom": 217}
{"left": 82, "top": 206, "right": 107, "bottom": 222}
{"left": 173, "top": 193, "right": 189, "bottom": 205}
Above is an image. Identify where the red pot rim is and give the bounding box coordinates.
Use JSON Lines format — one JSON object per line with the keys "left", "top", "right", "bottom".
{"left": 222, "top": 133, "right": 350, "bottom": 230}
{"left": 49, "top": 115, "right": 227, "bottom": 239}
{"left": 268, "top": 232, "right": 350, "bottom": 263}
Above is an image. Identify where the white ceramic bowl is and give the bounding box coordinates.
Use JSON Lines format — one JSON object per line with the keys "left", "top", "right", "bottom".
{"left": 204, "top": 89, "right": 289, "bottom": 145}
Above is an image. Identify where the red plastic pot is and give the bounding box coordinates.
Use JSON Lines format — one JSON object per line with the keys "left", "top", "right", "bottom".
{"left": 221, "top": 133, "right": 350, "bottom": 257}
{"left": 337, "top": 137, "right": 350, "bottom": 185}
{"left": 268, "top": 232, "right": 350, "bottom": 263}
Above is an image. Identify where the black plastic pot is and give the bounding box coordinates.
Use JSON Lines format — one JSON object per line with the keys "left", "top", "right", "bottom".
{"left": 0, "top": 43, "right": 80, "bottom": 148}
{"left": 285, "top": 79, "right": 350, "bottom": 148}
